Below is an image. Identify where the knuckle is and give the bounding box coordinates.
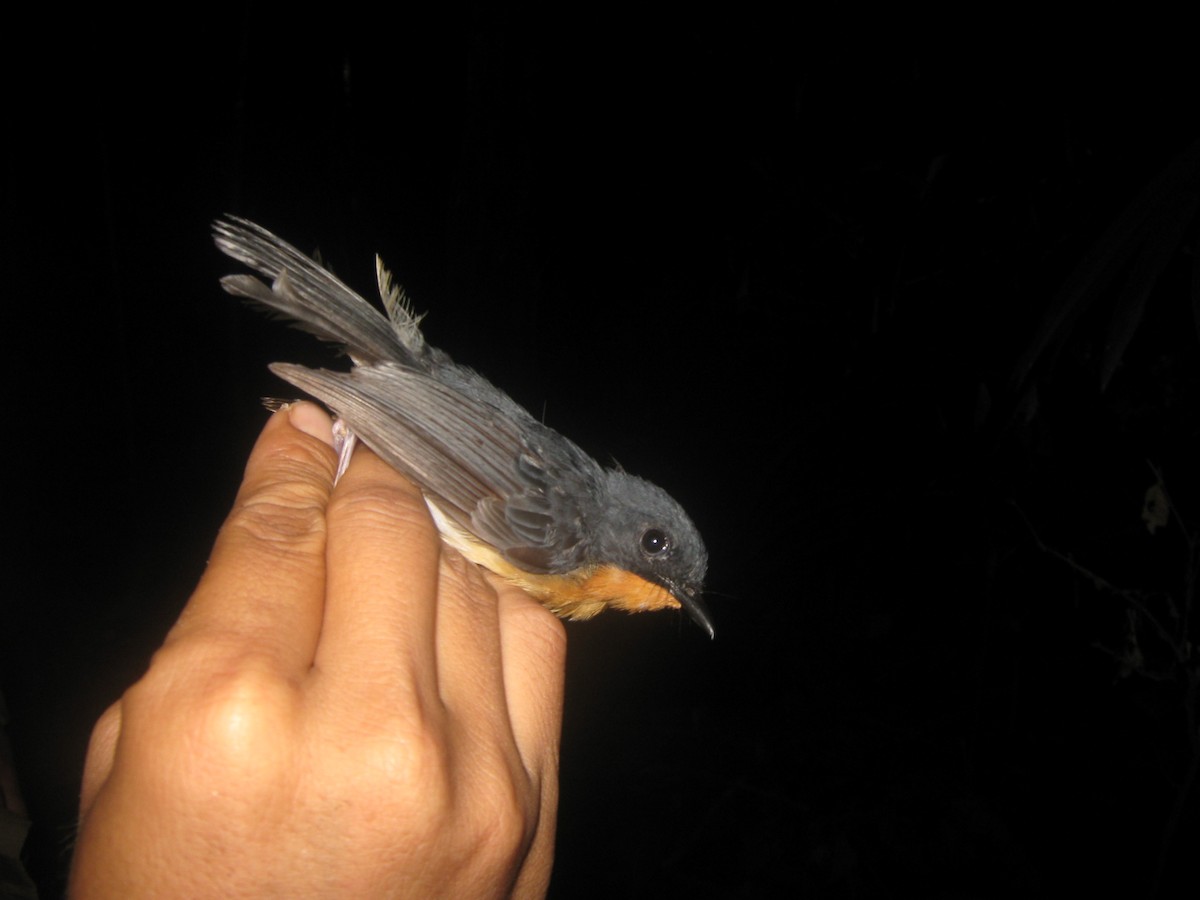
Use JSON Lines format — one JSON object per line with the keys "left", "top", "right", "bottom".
{"left": 342, "top": 705, "right": 455, "bottom": 801}
{"left": 226, "top": 478, "right": 328, "bottom": 547}
{"left": 89, "top": 700, "right": 122, "bottom": 745}
{"left": 193, "top": 664, "right": 296, "bottom": 746}
{"left": 150, "top": 649, "right": 298, "bottom": 766}
{"left": 115, "top": 649, "right": 300, "bottom": 805}
{"left": 327, "top": 481, "right": 433, "bottom": 534}
{"left": 333, "top": 729, "right": 462, "bottom": 848}
{"left": 368, "top": 722, "right": 447, "bottom": 784}
{"left": 463, "top": 768, "right": 536, "bottom": 870}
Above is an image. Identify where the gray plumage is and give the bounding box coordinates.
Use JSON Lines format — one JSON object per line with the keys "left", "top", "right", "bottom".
{"left": 214, "top": 216, "right": 711, "bottom": 634}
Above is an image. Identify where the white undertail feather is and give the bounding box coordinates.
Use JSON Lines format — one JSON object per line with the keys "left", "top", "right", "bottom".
{"left": 375, "top": 256, "right": 426, "bottom": 353}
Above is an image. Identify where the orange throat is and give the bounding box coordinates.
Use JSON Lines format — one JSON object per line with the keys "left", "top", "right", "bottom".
{"left": 514, "top": 564, "right": 682, "bottom": 622}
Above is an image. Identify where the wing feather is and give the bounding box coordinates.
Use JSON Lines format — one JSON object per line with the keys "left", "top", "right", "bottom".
{"left": 270, "top": 362, "right": 599, "bottom": 572}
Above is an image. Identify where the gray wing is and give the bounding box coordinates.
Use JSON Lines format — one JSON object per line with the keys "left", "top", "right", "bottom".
{"left": 272, "top": 362, "right": 601, "bottom": 574}
{"left": 213, "top": 216, "right": 424, "bottom": 367}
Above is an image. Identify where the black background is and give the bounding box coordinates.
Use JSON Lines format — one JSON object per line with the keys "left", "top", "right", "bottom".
{"left": 6, "top": 8, "right": 1200, "bottom": 897}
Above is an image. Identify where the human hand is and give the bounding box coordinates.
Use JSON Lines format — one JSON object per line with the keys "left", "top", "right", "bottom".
{"left": 70, "top": 403, "right": 566, "bottom": 898}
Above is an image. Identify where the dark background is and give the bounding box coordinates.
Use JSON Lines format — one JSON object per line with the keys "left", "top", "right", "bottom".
{"left": 5, "top": 8, "right": 1200, "bottom": 898}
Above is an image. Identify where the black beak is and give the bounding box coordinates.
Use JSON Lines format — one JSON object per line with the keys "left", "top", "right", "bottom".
{"left": 667, "top": 582, "right": 715, "bottom": 639}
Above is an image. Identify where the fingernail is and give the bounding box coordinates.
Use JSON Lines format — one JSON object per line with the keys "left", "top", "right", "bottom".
{"left": 286, "top": 401, "right": 335, "bottom": 447}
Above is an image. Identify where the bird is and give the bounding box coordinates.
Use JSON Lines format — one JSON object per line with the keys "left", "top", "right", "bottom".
{"left": 213, "top": 217, "right": 713, "bottom": 637}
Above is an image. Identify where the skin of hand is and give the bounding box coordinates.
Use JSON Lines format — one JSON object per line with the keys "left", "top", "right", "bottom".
{"left": 69, "top": 402, "right": 566, "bottom": 899}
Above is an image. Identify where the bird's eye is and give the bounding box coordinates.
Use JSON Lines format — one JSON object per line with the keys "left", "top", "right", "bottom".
{"left": 640, "top": 528, "right": 670, "bottom": 556}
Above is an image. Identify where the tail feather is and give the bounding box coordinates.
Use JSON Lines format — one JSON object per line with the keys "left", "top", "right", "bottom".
{"left": 214, "top": 216, "right": 421, "bottom": 366}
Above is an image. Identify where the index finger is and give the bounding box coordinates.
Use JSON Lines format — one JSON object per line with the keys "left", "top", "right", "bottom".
{"left": 166, "top": 403, "right": 338, "bottom": 673}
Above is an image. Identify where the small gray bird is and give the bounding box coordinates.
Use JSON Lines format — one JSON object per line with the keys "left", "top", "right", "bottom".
{"left": 214, "top": 217, "right": 713, "bottom": 636}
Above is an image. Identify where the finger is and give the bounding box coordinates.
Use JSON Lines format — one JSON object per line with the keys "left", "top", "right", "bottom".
{"left": 498, "top": 588, "right": 564, "bottom": 899}
{"left": 167, "top": 403, "right": 337, "bottom": 674}
{"left": 314, "top": 446, "right": 441, "bottom": 704}
{"left": 497, "top": 586, "right": 566, "bottom": 776}
{"left": 511, "top": 783, "right": 558, "bottom": 900}
{"left": 430, "top": 549, "right": 507, "bottom": 730}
